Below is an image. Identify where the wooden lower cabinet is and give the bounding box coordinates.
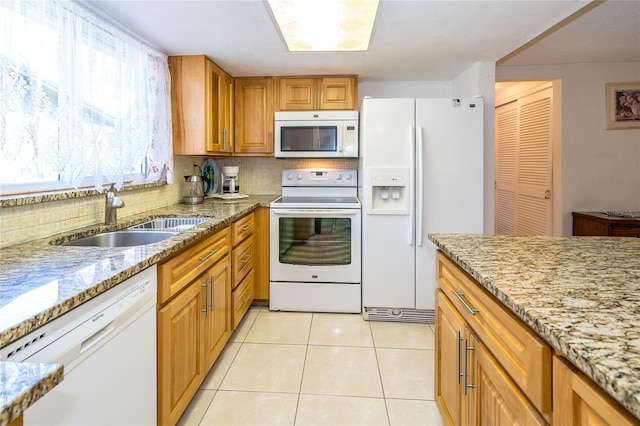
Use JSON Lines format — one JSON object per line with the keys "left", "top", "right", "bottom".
{"left": 469, "top": 334, "right": 545, "bottom": 425}
{"left": 435, "top": 290, "right": 468, "bottom": 425}
{"left": 435, "top": 251, "right": 552, "bottom": 425}
{"left": 553, "top": 356, "right": 638, "bottom": 426}
{"left": 157, "top": 227, "right": 231, "bottom": 426}
{"left": 203, "top": 257, "right": 232, "bottom": 370}
{"left": 157, "top": 277, "right": 206, "bottom": 426}
{"left": 435, "top": 291, "right": 545, "bottom": 426}
{"left": 231, "top": 212, "right": 255, "bottom": 327}
{"left": 253, "top": 206, "right": 270, "bottom": 300}
{"left": 436, "top": 250, "right": 639, "bottom": 425}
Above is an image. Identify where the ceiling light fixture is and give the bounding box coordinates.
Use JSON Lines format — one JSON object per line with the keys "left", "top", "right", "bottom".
{"left": 266, "top": 0, "right": 379, "bottom": 52}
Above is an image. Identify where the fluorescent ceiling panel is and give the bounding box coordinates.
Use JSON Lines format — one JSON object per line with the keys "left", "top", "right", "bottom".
{"left": 267, "top": 0, "right": 379, "bottom": 52}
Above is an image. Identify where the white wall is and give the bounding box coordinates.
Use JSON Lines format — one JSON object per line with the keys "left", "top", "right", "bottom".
{"left": 497, "top": 61, "right": 640, "bottom": 235}
{"left": 358, "top": 80, "right": 452, "bottom": 105}
{"left": 453, "top": 62, "right": 496, "bottom": 234}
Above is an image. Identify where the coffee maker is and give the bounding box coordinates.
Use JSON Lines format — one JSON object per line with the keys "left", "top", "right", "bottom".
{"left": 221, "top": 166, "right": 239, "bottom": 195}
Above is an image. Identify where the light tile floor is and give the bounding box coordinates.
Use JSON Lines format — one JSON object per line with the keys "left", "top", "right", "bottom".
{"left": 178, "top": 305, "right": 445, "bottom": 426}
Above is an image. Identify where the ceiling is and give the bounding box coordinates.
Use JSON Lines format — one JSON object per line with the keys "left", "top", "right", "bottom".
{"left": 87, "top": 0, "right": 640, "bottom": 82}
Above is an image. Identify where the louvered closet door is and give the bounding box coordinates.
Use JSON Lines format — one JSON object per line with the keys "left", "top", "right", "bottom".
{"left": 495, "top": 102, "right": 517, "bottom": 235}
{"left": 516, "top": 88, "right": 552, "bottom": 236}
{"left": 495, "top": 87, "right": 553, "bottom": 236}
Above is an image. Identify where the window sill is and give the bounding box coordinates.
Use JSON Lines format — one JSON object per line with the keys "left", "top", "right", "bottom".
{"left": 0, "top": 181, "right": 167, "bottom": 208}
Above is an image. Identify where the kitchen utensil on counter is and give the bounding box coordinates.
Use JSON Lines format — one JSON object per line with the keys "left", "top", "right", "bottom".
{"left": 200, "top": 158, "right": 219, "bottom": 195}
{"left": 221, "top": 166, "right": 240, "bottom": 194}
{"left": 210, "top": 165, "right": 249, "bottom": 200}
{"left": 183, "top": 164, "right": 205, "bottom": 204}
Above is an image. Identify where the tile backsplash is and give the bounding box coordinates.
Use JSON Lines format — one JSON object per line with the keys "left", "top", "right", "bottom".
{"left": 0, "top": 156, "right": 356, "bottom": 248}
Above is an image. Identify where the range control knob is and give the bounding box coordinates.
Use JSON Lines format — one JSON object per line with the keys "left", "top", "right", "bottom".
{"left": 336, "top": 174, "right": 343, "bottom": 180}
{"left": 297, "top": 174, "right": 303, "bottom": 180}
{"left": 346, "top": 174, "right": 353, "bottom": 180}
{"left": 287, "top": 174, "right": 294, "bottom": 180}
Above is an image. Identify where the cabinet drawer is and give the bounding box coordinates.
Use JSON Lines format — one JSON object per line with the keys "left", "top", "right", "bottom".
{"left": 158, "top": 227, "right": 230, "bottom": 305}
{"left": 232, "top": 235, "right": 254, "bottom": 289}
{"left": 232, "top": 213, "right": 254, "bottom": 246}
{"left": 232, "top": 269, "right": 254, "bottom": 329}
{"left": 610, "top": 225, "right": 640, "bottom": 237}
{"left": 436, "top": 251, "right": 552, "bottom": 417}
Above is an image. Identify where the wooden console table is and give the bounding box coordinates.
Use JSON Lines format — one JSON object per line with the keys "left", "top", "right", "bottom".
{"left": 572, "top": 212, "right": 640, "bottom": 237}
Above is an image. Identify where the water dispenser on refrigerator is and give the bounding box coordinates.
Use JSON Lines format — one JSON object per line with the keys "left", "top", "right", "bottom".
{"left": 365, "top": 167, "right": 410, "bottom": 215}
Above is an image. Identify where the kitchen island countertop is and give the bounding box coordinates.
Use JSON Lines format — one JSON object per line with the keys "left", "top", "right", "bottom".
{"left": 0, "top": 195, "right": 277, "bottom": 425}
{"left": 428, "top": 233, "right": 640, "bottom": 420}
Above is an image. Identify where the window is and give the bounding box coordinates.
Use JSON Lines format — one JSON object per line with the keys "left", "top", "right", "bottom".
{"left": 0, "top": 0, "right": 173, "bottom": 194}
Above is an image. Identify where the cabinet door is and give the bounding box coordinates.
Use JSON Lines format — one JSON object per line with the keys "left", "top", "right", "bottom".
{"left": 469, "top": 334, "right": 547, "bottom": 426}
{"left": 205, "top": 59, "right": 222, "bottom": 153}
{"left": 317, "top": 77, "right": 356, "bottom": 110}
{"left": 203, "top": 256, "right": 231, "bottom": 371}
{"left": 278, "top": 77, "right": 315, "bottom": 110}
{"left": 435, "top": 290, "right": 467, "bottom": 426}
{"left": 234, "top": 77, "right": 274, "bottom": 155}
{"left": 169, "top": 55, "right": 207, "bottom": 155}
{"left": 232, "top": 269, "right": 255, "bottom": 329}
{"left": 158, "top": 281, "right": 205, "bottom": 426}
{"left": 253, "top": 207, "right": 270, "bottom": 300}
{"left": 553, "top": 356, "right": 637, "bottom": 426}
{"left": 232, "top": 235, "right": 254, "bottom": 289}
{"left": 169, "top": 55, "right": 232, "bottom": 156}
{"left": 220, "top": 71, "right": 235, "bottom": 153}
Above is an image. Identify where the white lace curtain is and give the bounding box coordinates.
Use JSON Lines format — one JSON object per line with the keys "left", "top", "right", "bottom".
{"left": 0, "top": 0, "right": 173, "bottom": 191}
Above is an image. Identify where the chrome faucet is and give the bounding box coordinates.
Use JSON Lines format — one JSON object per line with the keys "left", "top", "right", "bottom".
{"left": 105, "top": 183, "right": 125, "bottom": 225}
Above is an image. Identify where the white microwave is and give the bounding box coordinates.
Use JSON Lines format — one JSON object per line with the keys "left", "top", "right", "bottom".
{"left": 274, "top": 111, "right": 359, "bottom": 158}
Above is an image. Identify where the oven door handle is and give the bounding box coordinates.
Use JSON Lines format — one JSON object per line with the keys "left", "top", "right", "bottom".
{"left": 272, "top": 209, "right": 360, "bottom": 216}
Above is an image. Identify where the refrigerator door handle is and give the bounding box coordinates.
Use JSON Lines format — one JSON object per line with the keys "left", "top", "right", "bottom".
{"left": 409, "top": 124, "right": 415, "bottom": 246}
{"left": 416, "top": 126, "right": 424, "bottom": 246}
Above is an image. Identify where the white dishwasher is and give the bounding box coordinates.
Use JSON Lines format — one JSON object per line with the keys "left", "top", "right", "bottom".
{"left": 0, "top": 265, "right": 157, "bottom": 426}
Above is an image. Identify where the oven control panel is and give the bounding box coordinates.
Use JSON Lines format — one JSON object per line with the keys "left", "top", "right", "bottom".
{"left": 282, "top": 169, "right": 357, "bottom": 186}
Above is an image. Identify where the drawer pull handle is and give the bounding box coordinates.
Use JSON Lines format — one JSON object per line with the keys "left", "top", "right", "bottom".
{"left": 202, "top": 278, "right": 211, "bottom": 316}
{"left": 456, "top": 330, "right": 461, "bottom": 384}
{"left": 241, "top": 254, "right": 253, "bottom": 265}
{"left": 241, "top": 290, "right": 253, "bottom": 304}
{"left": 241, "top": 223, "right": 253, "bottom": 232}
{"left": 199, "top": 249, "right": 219, "bottom": 262}
{"left": 209, "top": 274, "right": 215, "bottom": 313}
{"left": 461, "top": 336, "right": 475, "bottom": 396}
{"left": 452, "top": 289, "right": 479, "bottom": 316}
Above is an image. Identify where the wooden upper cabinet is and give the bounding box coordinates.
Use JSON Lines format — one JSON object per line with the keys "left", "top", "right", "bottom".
{"left": 277, "top": 76, "right": 357, "bottom": 111}
{"left": 169, "top": 55, "right": 233, "bottom": 156}
{"left": 234, "top": 77, "right": 275, "bottom": 155}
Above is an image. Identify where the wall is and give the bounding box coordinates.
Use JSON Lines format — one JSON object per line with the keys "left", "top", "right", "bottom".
{"left": 453, "top": 62, "right": 497, "bottom": 234}
{"left": 0, "top": 156, "right": 357, "bottom": 248}
{"left": 497, "top": 61, "right": 640, "bottom": 235}
{"left": 0, "top": 159, "right": 190, "bottom": 248}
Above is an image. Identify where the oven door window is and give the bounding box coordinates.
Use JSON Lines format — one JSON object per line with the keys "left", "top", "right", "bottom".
{"left": 280, "top": 126, "right": 338, "bottom": 152}
{"left": 278, "top": 217, "right": 351, "bottom": 265}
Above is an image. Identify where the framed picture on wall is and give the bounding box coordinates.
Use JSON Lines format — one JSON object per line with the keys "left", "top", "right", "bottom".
{"left": 606, "top": 82, "right": 640, "bottom": 129}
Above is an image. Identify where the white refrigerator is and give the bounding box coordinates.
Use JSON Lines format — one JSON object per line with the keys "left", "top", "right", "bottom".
{"left": 359, "top": 97, "right": 484, "bottom": 321}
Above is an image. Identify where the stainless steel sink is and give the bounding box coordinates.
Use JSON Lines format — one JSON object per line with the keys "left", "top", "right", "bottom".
{"left": 127, "top": 217, "right": 210, "bottom": 232}
{"left": 63, "top": 231, "right": 178, "bottom": 247}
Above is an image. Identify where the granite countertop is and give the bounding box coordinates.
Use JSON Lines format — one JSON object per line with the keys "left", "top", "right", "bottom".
{"left": 0, "top": 363, "right": 64, "bottom": 425}
{"left": 0, "top": 195, "right": 277, "bottom": 425}
{"left": 428, "top": 233, "right": 640, "bottom": 420}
